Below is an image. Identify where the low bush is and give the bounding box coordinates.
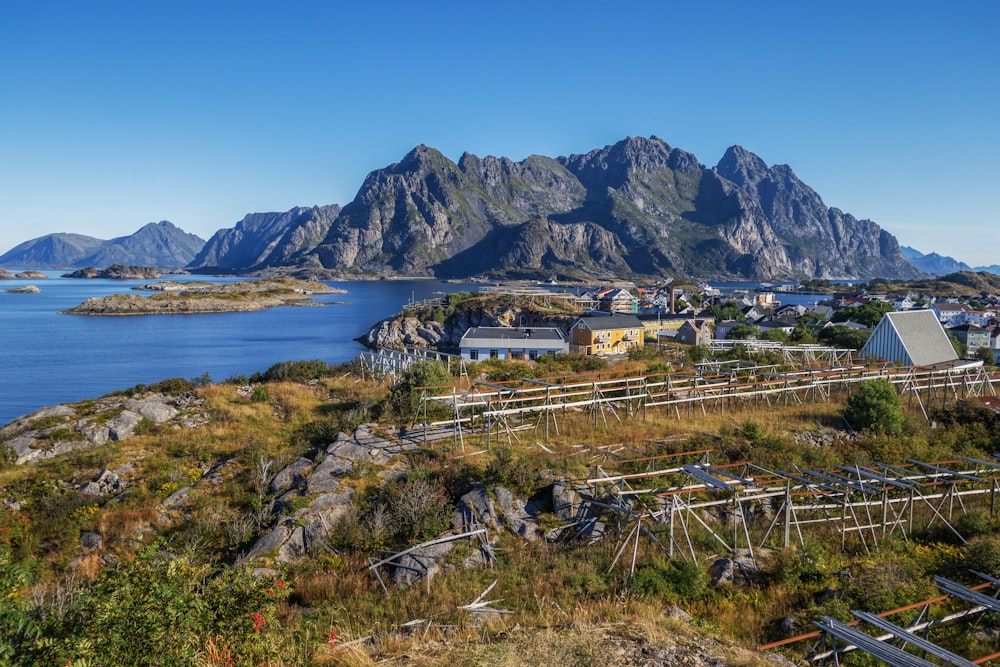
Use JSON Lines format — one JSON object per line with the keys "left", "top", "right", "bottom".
{"left": 632, "top": 558, "right": 708, "bottom": 600}
{"left": 250, "top": 359, "right": 339, "bottom": 384}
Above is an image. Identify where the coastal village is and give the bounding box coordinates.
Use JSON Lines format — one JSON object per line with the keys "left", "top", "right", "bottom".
{"left": 445, "top": 279, "right": 1000, "bottom": 368}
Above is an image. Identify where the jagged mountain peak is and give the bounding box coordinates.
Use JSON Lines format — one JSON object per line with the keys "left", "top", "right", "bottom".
{"left": 717, "top": 146, "right": 803, "bottom": 191}
{"left": 716, "top": 145, "right": 770, "bottom": 185}
{"left": 558, "top": 136, "right": 703, "bottom": 197}
{"left": 394, "top": 144, "right": 454, "bottom": 173}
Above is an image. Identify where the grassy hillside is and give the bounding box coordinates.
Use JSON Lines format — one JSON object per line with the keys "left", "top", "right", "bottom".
{"left": 867, "top": 270, "right": 1000, "bottom": 297}
{"left": 2, "top": 353, "right": 1000, "bottom": 666}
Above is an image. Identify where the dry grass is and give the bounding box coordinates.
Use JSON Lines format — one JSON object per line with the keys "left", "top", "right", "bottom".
{"left": 326, "top": 600, "right": 783, "bottom": 667}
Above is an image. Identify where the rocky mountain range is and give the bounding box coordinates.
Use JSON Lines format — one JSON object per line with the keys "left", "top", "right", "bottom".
{"left": 1, "top": 137, "right": 959, "bottom": 281}
{"left": 0, "top": 221, "right": 204, "bottom": 269}
{"left": 188, "top": 205, "right": 341, "bottom": 273}
{"left": 260, "top": 137, "right": 919, "bottom": 281}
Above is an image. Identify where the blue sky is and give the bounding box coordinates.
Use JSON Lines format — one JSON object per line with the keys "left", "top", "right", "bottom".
{"left": 1, "top": 1, "right": 997, "bottom": 266}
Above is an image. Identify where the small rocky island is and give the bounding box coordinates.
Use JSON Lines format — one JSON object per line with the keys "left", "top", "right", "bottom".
{"left": 62, "top": 265, "right": 163, "bottom": 279}
{"left": 61, "top": 277, "right": 347, "bottom": 315}
{"left": 0, "top": 269, "right": 47, "bottom": 279}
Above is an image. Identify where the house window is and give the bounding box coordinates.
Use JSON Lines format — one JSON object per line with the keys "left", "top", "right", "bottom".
{"left": 469, "top": 349, "right": 479, "bottom": 361}
{"left": 529, "top": 350, "right": 538, "bottom": 360}
{"left": 490, "top": 349, "right": 498, "bottom": 359}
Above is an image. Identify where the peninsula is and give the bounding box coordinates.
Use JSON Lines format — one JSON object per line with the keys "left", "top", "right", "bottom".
{"left": 60, "top": 277, "right": 347, "bottom": 315}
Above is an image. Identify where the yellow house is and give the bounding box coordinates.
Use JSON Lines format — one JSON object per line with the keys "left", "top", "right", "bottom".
{"left": 569, "top": 315, "right": 644, "bottom": 355}
{"left": 638, "top": 314, "right": 707, "bottom": 340}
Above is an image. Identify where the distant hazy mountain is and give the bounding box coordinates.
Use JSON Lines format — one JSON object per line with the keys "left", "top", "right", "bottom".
{"left": 270, "top": 136, "right": 919, "bottom": 281}
{"left": 0, "top": 234, "right": 108, "bottom": 268}
{"left": 188, "top": 205, "right": 341, "bottom": 273}
{"left": 901, "top": 246, "right": 974, "bottom": 276}
{"left": 0, "top": 221, "right": 205, "bottom": 269}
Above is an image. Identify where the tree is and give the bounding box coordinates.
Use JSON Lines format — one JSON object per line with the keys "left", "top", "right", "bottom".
{"left": 728, "top": 323, "right": 760, "bottom": 340}
{"left": 760, "top": 329, "right": 790, "bottom": 343}
{"left": 831, "top": 301, "right": 894, "bottom": 328}
{"left": 977, "top": 346, "right": 995, "bottom": 367}
{"left": 702, "top": 300, "right": 745, "bottom": 322}
{"left": 818, "top": 325, "right": 871, "bottom": 350}
{"left": 948, "top": 332, "right": 967, "bottom": 359}
{"left": 790, "top": 323, "right": 817, "bottom": 344}
{"left": 844, "top": 378, "right": 904, "bottom": 435}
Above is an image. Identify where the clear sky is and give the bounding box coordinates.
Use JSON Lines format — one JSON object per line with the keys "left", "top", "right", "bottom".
{"left": 1, "top": 1, "right": 997, "bottom": 266}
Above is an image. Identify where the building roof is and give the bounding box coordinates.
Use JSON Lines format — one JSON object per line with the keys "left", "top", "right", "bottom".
{"left": 574, "top": 315, "right": 643, "bottom": 331}
{"left": 862, "top": 310, "right": 958, "bottom": 367}
{"left": 933, "top": 302, "right": 966, "bottom": 312}
{"left": 460, "top": 326, "right": 566, "bottom": 345}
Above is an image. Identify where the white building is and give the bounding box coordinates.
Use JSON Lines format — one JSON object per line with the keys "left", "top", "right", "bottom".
{"left": 458, "top": 326, "right": 568, "bottom": 361}
{"left": 859, "top": 310, "right": 958, "bottom": 367}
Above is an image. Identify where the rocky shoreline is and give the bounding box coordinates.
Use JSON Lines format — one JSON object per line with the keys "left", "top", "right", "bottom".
{"left": 358, "top": 295, "right": 578, "bottom": 352}
{"left": 60, "top": 277, "right": 348, "bottom": 315}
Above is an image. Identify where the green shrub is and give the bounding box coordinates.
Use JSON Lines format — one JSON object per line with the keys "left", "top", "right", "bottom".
{"left": 251, "top": 359, "right": 337, "bottom": 384}
{"left": 632, "top": 557, "right": 707, "bottom": 600}
{"left": 133, "top": 417, "right": 157, "bottom": 436}
{"left": 627, "top": 346, "right": 661, "bottom": 361}
{"left": 845, "top": 558, "right": 934, "bottom": 612}
{"left": 388, "top": 360, "right": 454, "bottom": 420}
{"left": 843, "top": 378, "right": 904, "bottom": 435}
{"left": 954, "top": 510, "right": 997, "bottom": 541}
{"left": 966, "top": 535, "right": 1000, "bottom": 576}
{"left": 150, "top": 377, "right": 197, "bottom": 394}
{"left": 483, "top": 447, "right": 536, "bottom": 495}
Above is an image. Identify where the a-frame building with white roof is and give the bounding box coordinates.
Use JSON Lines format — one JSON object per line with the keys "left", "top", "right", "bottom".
{"left": 860, "top": 310, "right": 958, "bottom": 367}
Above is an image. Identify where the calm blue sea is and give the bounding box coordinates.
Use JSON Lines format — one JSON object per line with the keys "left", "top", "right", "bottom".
{"left": 0, "top": 272, "right": 477, "bottom": 426}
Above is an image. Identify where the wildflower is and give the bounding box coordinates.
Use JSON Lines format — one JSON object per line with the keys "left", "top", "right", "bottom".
{"left": 249, "top": 612, "right": 267, "bottom": 633}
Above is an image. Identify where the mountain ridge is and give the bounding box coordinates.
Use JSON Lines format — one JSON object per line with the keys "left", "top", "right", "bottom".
{"left": 2, "top": 138, "right": 962, "bottom": 281}
{"left": 289, "top": 136, "right": 920, "bottom": 281}
{"left": 0, "top": 221, "right": 204, "bottom": 269}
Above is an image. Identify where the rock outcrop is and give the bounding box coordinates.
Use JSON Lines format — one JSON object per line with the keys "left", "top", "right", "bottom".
{"left": 62, "top": 265, "right": 162, "bottom": 279}
{"left": 358, "top": 296, "right": 577, "bottom": 352}
{"left": 0, "top": 392, "right": 208, "bottom": 464}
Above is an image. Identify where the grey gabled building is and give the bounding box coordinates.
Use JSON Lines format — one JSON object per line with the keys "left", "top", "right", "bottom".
{"left": 859, "top": 310, "right": 958, "bottom": 367}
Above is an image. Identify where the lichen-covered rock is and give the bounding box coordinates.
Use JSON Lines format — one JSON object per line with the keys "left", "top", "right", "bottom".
{"left": 390, "top": 541, "right": 455, "bottom": 588}
{"left": 108, "top": 410, "right": 144, "bottom": 440}
{"left": 493, "top": 486, "right": 542, "bottom": 541}
{"left": 708, "top": 549, "right": 759, "bottom": 587}
{"left": 270, "top": 457, "right": 313, "bottom": 495}
{"left": 246, "top": 524, "right": 293, "bottom": 560}
{"left": 124, "top": 395, "right": 179, "bottom": 423}
{"left": 455, "top": 482, "right": 500, "bottom": 529}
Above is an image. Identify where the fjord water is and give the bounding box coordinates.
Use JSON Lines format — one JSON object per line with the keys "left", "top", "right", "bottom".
{"left": 0, "top": 273, "right": 475, "bottom": 426}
